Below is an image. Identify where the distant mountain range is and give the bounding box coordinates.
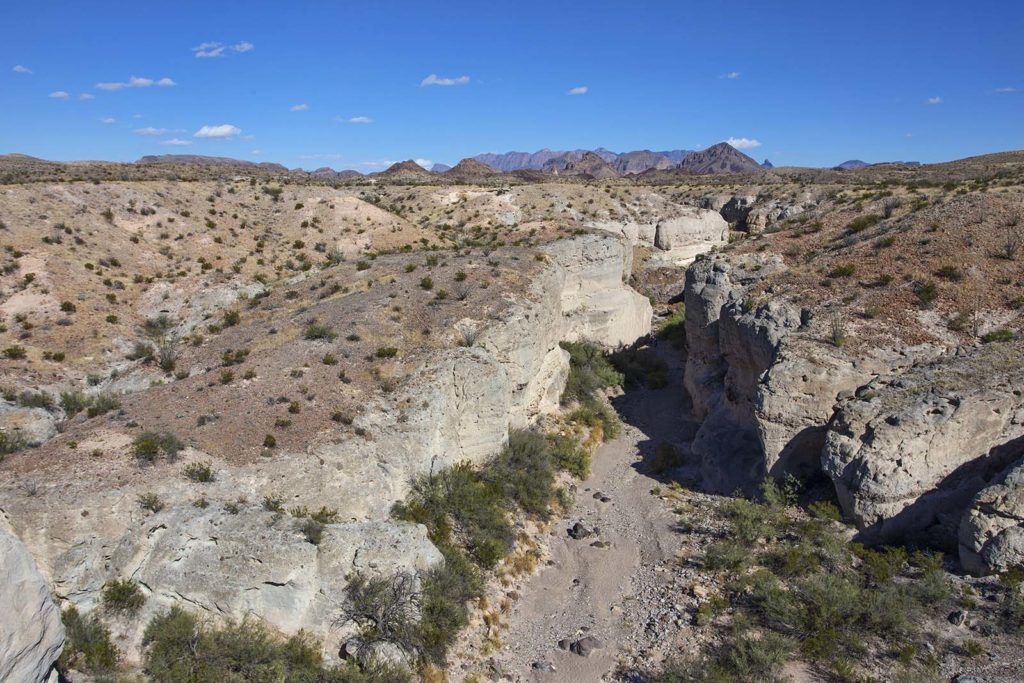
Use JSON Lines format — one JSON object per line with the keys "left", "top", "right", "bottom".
{"left": 137, "top": 154, "right": 289, "bottom": 172}
{"left": 472, "top": 144, "right": 774, "bottom": 176}
{"left": 473, "top": 147, "right": 694, "bottom": 174}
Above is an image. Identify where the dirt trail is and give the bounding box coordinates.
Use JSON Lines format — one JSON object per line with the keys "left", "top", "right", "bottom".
{"left": 490, "top": 345, "right": 697, "bottom": 681}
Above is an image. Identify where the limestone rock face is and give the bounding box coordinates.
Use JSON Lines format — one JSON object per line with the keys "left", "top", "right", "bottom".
{"left": 683, "top": 253, "right": 898, "bottom": 493}
{"left": 960, "top": 456, "right": 1024, "bottom": 575}
{"left": 822, "top": 342, "right": 1024, "bottom": 549}
{"left": 0, "top": 233, "right": 652, "bottom": 664}
{"left": 0, "top": 527, "right": 64, "bottom": 683}
{"left": 587, "top": 207, "right": 728, "bottom": 266}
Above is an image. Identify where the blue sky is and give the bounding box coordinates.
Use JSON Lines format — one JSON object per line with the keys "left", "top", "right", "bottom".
{"left": 1, "top": 0, "right": 1022, "bottom": 170}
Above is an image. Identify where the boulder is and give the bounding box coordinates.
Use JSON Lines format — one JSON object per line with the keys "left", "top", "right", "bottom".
{"left": 0, "top": 527, "right": 64, "bottom": 683}
{"left": 823, "top": 341, "right": 1024, "bottom": 549}
{"left": 959, "top": 455, "right": 1024, "bottom": 575}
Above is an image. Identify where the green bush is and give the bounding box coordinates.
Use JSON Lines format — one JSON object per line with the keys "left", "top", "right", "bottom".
{"left": 183, "top": 461, "right": 215, "bottom": 483}
{"left": 981, "top": 328, "right": 1015, "bottom": 343}
{"left": 560, "top": 341, "right": 623, "bottom": 404}
{"left": 102, "top": 578, "right": 145, "bottom": 615}
{"left": 142, "top": 606, "right": 407, "bottom": 682}
{"left": 656, "top": 306, "right": 686, "bottom": 349}
{"left": 650, "top": 441, "right": 682, "bottom": 474}
{"left": 133, "top": 431, "right": 184, "bottom": 464}
{"left": 303, "top": 322, "right": 337, "bottom": 341}
{"left": 58, "top": 605, "right": 119, "bottom": 675}
{"left": 569, "top": 400, "right": 621, "bottom": 441}
{"left": 547, "top": 433, "right": 591, "bottom": 478}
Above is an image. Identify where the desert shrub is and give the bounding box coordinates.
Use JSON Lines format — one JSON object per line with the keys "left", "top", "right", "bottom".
{"left": 652, "top": 630, "right": 792, "bottom": 683}
{"left": 133, "top": 431, "right": 184, "bottom": 464}
{"left": 300, "top": 518, "right": 324, "bottom": 545}
{"left": 183, "top": 461, "right": 215, "bottom": 483}
{"left": 87, "top": 393, "right": 121, "bottom": 418}
{"left": 935, "top": 265, "right": 963, "bottom": 281}
{"left": 650, "top": 441, "right": 683, "bottom": 474}
{"left": 488, "top": 430, "right": 556, "bottom": 516}
{"left": 142, "top": 606, "right": 404, "bottom": 682}
{"left": 981, "top": 328, "right": 1015, "bottom": 343}
{"left": 547, "top": 433, "right": 590, "bottom": 478}
{"left": 138, "top": 492, "right": 164, "bottom": 513}
{"left": 0, "top": 430, "right": 27, "bottom": 455}
{"left": 610, "top": 346, "right": 669, "bottom": 388}
{"left": 916, "top": 281, "right": 938, "bottom": 307}
{"left": 3, "top": 345, "right": 27, "bottom": 359}
{"left": 14, "top": 390, "right": 54, "bottom": 410}
{"left": 58, "top": 605, "right": 119, "bottom": 676}
{"left": 304, "top": 322, "right": 337, "bottom": 341}
{"left": 375, "top": 346, "right": 398, "bottom": 358}
{"left": 568, "top": 400, "right": 621, "bottom": 441}
{"left": 844, "top": 213, "right": 881, "bottom": 234}
{"left": 656, "top": 306, "right": 686, "bottom": 349}
{"left": 339, "top": 572, "right": 421, "bottom": 658}
{"left": 828, "top": 263, "right": 856, "bottom": 278}
{"left": 102, "top": 578, "right": 145, "bottom": 615}
{"left": 560, "top": 340, "right": 623, "bottom": 404}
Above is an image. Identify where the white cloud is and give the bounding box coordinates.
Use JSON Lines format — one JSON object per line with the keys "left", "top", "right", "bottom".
{"left": 567, "top": 86, "right": 588, "bottom": 95}
{"left": 347, "top": 116, "right": 373, "bottom": 123}
{"left": 96, "top": 76, "right": 175, "bottom": 91}
{"left": 101, "top": 117, "right": 117, "bottom": 124}
{"left": 133, "top": 113, "right": 143, "bottom": 119}
{"left": 135, "top": 127, "right": 169, "bottom": 136}
{"left": 414, "top": 159, "right": 433, "bottom": 169}
{"left": 994, "top": 86, "right": 1019, "bottom": 93}
{"left": 159, "top": 138, "right": 193, "bottom": 146}
{"left": 13, "top": 64, "right": 32, "bottom": 74}
{"left": 927, "top": 96, "right": 943, "bottom": 105}
{"left": 79, "top": 93, "right": 95, "bottom": 100}
{"left": 251, "top": 149, "right": 262, "bottom": 155}
{"left": 724, "top": 137, "right": 761, "bottom": 149}
{"left": 49, "top": 91, "right": 69, "bottom": 100}
{"left": 358, "top": 159, "right": 397, "bottom": 169}
{"left": 194, "top": 124, "right": 242, "bottom": 138}
{"left": 420, "top": 74, "right": 470, "bottom": 87}
{"left": 290, "top": 103, "right": 309, "bottom": 111}
{"left": 299, "top": 153, "right": 343, "bottom": 160}
{"left": 720, "top": 71, "right": 740, "bottom": 79}
{"left": 193, "top": 41, "right": 254, "bottom": 58}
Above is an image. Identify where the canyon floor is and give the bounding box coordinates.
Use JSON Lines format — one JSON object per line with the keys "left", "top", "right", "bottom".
{"left": 487, "top": 344, "right": 694, "bottom": 681}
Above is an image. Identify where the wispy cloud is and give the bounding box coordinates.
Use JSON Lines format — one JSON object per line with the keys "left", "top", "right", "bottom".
{"left": 420, "top": 74, "right": 470, "bottom": 87}
{"left": 48, "top": 91, "right": 70, "bottom": 100}
{"left": 414, "top": 158, "right": 433, "bottom": 169}
{"left": 159, "top": 138, "right": 193, "bottom": 146}
{"left": 79, "top": 93, "right": 95, "bottom": 100}
{"left": 994, "top": 86, "right": 1019, "bottom": 93}
{"left": 299, "top": 153, "right": 343, "bottom": 160}
{"left": 194, "top": 124, "right": 241, "bottom": 138}
{"left": 725, "top": 137, "right": 761, "bottom": 149}
{"left": 290, "top": 103, "right": 309, "bottom": 112}
{"left": 193, "top": 41, "right": 254, "bottom": 58}
{"left": 567, "top": 86, "right": 588, "bottom": 96}
{"left": 347, "top": 116, "right": 373, "bottom": 123}
{"left": 720, "top": 71, "right": 740, "bottom": 79}
{"left": 135, "top": 127, "right": 169, "bottom": 136}
{"left": 101, "top": 117, "right": 117, "bottom": 124}
{"left": 926, "top": 96, "right": 943, "bottom": 105}
{"left": 12, "top": 64, "right": 32, "bottom": 74}
{"left": 96, "top": 76, "right": 176, "bottom": 91}
{"left": 358, "top": 159, "right": 397, "bottom": 169}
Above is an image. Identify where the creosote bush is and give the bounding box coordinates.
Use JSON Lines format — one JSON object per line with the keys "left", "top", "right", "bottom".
{"left": 133, "top": 430, "right": 184, "bottom": 464}
{"left": 102, "top": 578, "right": 145, "bottom": 615}
{"left": 142, "top": 606, "right": 408, "bottom": 682}
{"left": 58, "top": 605, "right": 119, "bottom": 677}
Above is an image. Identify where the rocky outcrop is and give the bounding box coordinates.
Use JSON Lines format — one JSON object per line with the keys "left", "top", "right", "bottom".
{"left": 823, "top": 342, "right": 1024, "bottom": 550}
{"left": 683, "top": 253, "right": 907, "bottom": 494}
{"left": 0, "top": 527, "right": 64, "bottom": 682}
{"left": 705, "top": 191, "right": 818, "bottom": 233}
{"left": 960, "top": 456, "right": 1024, "bottom": 575}
{"left": 588, "top": 207, "right": 728, "bottom": 266}
{"left": 0, "top": 233, "right": 651, "bottom": 663}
